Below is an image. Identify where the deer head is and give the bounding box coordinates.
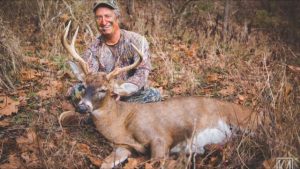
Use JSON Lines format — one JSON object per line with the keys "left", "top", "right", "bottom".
{"left": 61, "top": 21, "right": 144, "bottom": 113}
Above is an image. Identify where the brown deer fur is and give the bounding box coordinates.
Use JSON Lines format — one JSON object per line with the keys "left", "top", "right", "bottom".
{"left": 82, "top": 73, "right": 259, "bottom": 168}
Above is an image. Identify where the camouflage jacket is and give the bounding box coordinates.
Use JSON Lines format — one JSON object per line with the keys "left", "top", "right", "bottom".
{"left": 82, "top": 29, "right": 151, "bottom": 90}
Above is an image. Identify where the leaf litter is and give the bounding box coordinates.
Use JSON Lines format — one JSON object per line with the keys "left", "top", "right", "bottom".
{"left": 0, "top": 95, "right": 19, "bottom": 116}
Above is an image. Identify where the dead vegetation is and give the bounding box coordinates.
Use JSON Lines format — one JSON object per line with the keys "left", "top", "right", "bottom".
{"left": 0, "top": 18, "right": 23, "bottom": 90}
{"left": 0, "top": 0, "right": 299, "bottom": 168}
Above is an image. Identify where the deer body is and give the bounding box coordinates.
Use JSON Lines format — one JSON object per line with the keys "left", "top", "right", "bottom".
{"left": 91, "top": 92, "right": 254, "bottom": 155}
{"left": 61, "top": 22, "right": 258, "bottom": 168}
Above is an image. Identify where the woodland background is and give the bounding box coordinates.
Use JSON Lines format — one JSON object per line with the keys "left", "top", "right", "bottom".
{"left": 0, "top": 0, "right": 299, "bottom": 168}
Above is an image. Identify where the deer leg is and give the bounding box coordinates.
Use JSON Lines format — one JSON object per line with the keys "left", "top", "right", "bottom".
{"left": 150, "top": 137, "right": 170, "bottom": 159}
{"left": 114, "top": 136, "right": 146, "bottom": 154}
{"left": 100, "top": 147, "right": 131, "bottom": 169}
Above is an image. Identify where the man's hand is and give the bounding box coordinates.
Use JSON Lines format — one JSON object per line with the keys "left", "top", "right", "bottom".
{"left": 113, "top": 83, "right": 138, "bottom": 97}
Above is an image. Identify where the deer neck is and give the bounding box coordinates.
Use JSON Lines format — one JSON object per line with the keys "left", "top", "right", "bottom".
{"left": 91, "top": 94, "right": 117, "bottom": 119}
{"left": 91, "top": 94, "right": 133, "bottom": 141}
{"left": 91, "top": 93, "right": 132, "bottom": 125}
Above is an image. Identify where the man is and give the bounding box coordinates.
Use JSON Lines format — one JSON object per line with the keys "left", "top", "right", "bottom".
{"left": 68, "top": 0, "right": 161, "bottom": 104}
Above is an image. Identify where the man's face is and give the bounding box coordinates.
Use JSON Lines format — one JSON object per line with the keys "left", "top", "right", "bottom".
{"left": 95, "top": 7, "right": 119, "bottom": 36}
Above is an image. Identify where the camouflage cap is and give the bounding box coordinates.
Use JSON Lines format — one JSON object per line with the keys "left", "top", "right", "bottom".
{"left": 93, "top": 0, "right": 119, "bottom": 12}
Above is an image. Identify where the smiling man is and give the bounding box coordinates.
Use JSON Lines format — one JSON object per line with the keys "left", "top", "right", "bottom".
{"left": 93, "top": 1, "right": 120, "bottom": 44}
{"left": 68, "top": 0, "right": 161, "bottom": 104}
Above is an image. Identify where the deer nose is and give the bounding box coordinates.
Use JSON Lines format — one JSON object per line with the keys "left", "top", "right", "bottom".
{"left": 77, "top": 102, "right": 89, "bottom": 114}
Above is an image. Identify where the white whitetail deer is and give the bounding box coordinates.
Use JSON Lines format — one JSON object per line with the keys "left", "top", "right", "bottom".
{"left": 61, "top": 21, "right": 260, "bottom": 169}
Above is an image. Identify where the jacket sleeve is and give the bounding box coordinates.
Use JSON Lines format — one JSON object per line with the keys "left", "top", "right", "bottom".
{"left": 126, "top": 36, "right": 151, "bottom": 90}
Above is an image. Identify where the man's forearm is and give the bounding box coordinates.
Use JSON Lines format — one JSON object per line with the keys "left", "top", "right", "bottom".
{"left": 126, "top": 68, "right": 150, "bottom": 90}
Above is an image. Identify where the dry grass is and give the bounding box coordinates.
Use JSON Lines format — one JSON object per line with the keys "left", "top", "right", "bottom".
{"left": 0, "top": 18, "right": 23, "bottom": 90}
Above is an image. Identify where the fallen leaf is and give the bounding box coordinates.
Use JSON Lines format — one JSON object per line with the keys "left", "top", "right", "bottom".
{"left": 237, "top": 94, "right": 247, "bottom": 101}
{"left": 39, "top": 50, "right": 49, "bottom": 57}
{"left": 148, "top": 80, "right": 160, "bottom": 87}
{"left": 0, "top": 96, "right": 19, "bottom": 116}
{"left": 69, "top": 141, "right": 77, "bottom": 147}
{"left": 205, "top": 144, "right": 223, "bottom": 152}
{"left": 171, "top": 54, "right": 181, "bottom": 63}
{"left": 186, "top": 44, "right": 197, "bottom": 57}
{"left": 23, "top": 46, "right": 35, "bottom": 51}
{"left": 0, "top": 119, "right": 10, "bottom": 127}
{"left": 37, "top": 80, "right": 63, "bottom": 99}
{"left": 18, "top": 95, "right": 28, "bottom": 107}
{"left": 236, "top": 94, "right": 248, "bottom": 104}
{"left": 39, "top": 58, "right": 51, "bottom": 65}
{"left": 124, "top": 158, "right": 138, "bottom": 169}
{"left": 51, "top": 80, "right": 63, "bottom": 90}
{"left": 75, "top": 143, "right": 102, "bottom": 167}
{"left": 284, "top": 82, "right": 293, "bottom": 98}
{"left": 206, "top": 73, "right": 220, "bottom": 82}
{"left": 14, "top": 129, "right": 41, "bottom": 167}
{"left": 145, "top": 163, "right": 154, "bottom": 169}
{"left": 16, "top": 129, "right": 37, "bottom": 145}
{"left": 171, "top": 86, "right": 187, "bottom": 94}
{"left": 76, "top": 143, "right": 92, "bottom": 155}
{"left": 37, "top": 88, "right": 55, "bottom": 99}
{"left": 179, "top": 44, "right": 188, "bottom": 52}
{"left": 20, "top": 68, "right": 41, "bottom": 81}
{"left": 210, "top": 156, "right": 218, "bottom": 165}
{"left": 88, "top": 155, "right": 102, "bottom": 167}
{"left": 219, "top": 86, "right": 235, "bottom": 96}
{"left": 0, "top": 154, "right": 21, "bottom": 169}
{"left": 38, "top": 107, "right": 46, "bottom": 114}
{"left": 57, "top": 70, "right": 74, "bottom": 79}
{"left": 21, "top": 151, "right": 38, "bottom": 164}
{"left": 61, "top": 101, "right": 75, "bottom": 111}
{"left": 60, "top": 13, "right": 70, "bottom": 22}
{"left": 23, "top": 56, "right": 40, "bottom": 63}
{"left": 200, "top": 88, "right": 213, "bottom": 95}
{"left": 262, "top": 158, "right": 275, "bottom": 169}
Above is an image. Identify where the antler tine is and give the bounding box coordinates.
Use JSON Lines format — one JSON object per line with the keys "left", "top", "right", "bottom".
{"left": 71, "top": 26, "right": 79, "bottom": 47}
{"left": 106, "top": 43, "right": 143, "bottom": 80}
{"left": 61, "top": 21, "right": 90, "bottom": 75}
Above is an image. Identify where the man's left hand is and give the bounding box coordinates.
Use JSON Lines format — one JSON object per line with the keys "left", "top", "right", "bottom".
{"left": 113, "top": 83, "right": 139, "bottom": 97}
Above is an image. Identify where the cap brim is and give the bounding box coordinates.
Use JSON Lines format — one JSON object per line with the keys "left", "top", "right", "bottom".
{"left": 93, "top": 3, "right": 115, "bottom": 12}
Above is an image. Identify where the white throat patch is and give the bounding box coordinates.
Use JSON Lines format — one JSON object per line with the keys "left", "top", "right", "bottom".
{"left": 91, "top": 109, "right": 104, "bottom": 119}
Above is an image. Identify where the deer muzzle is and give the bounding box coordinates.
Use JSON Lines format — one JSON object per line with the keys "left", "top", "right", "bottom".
{"left": 77, "top": 99, "right": 93, "bottom": 114}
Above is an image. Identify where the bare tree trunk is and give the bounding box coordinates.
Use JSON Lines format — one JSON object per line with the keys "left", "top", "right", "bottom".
{"left": 223, "top": 0, "right": 230, "bottom": 41}
{"left": 241, "top": 20, "right": 250, "bottom": 42}
{"left": 126, "top": 0, "right": 135, "bottom": 16}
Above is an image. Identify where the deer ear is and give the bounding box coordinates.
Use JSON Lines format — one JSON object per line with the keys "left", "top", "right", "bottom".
{"left": 68, "top": 61, "right": 86, "bottom": 82}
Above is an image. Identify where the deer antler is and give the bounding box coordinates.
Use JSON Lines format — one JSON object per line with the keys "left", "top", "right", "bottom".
{"left": 106, "top": 43, "right": 143, "bottom": 80}
{"left": 61, "top": 21, "right": 90, "bottom": 75}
